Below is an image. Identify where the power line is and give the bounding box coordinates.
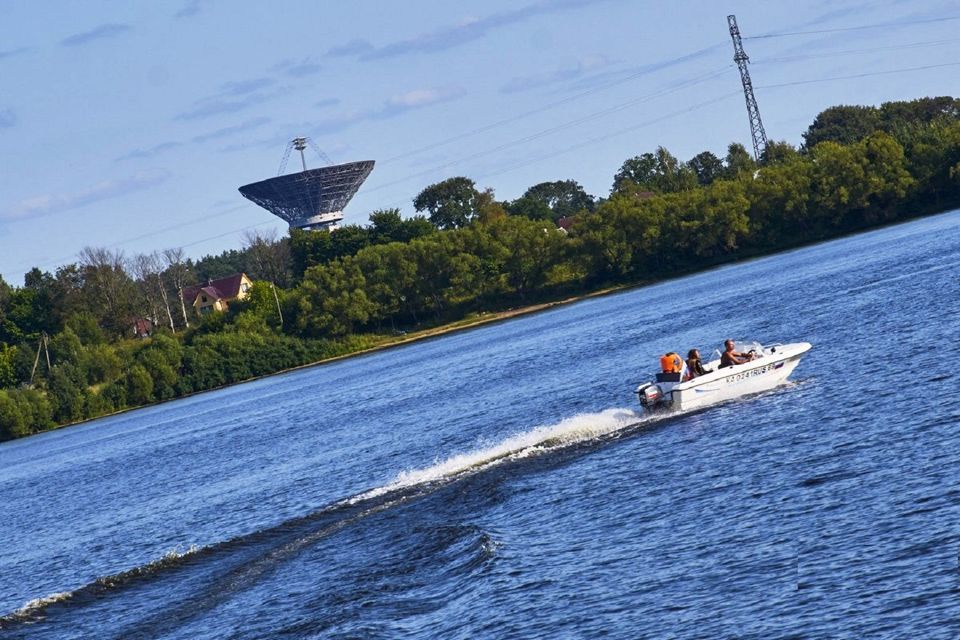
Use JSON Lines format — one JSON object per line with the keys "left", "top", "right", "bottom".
{"left": 377, "top": 43, "right": 728, "bottom": 166}
{"left": 378, "top": 90, "right": 743, "bottom": 210}
{"left": 746, "top": 15, "right": 960, "bottom": 39}
{"left": 179, "top": 221, "right": 277, "bottom": 250}
{"left": 363, "top": 67, "right": 733, "bottom": 196}
{"left": 754, "top": 37, "right": 960, "bottom": 65}
{"left": 756, "top": 61, "right": 960, "bottom": 89}
{"left": 3, "top": 206, "right": 252, "bottom": 276}
{"left": 467, "top": 91, "right": 743, "bottom": 184}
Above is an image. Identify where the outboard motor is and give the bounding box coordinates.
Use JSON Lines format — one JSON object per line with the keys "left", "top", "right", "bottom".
{"left": 636, "top": 351, "right": 687, "bottom": 411}
{"left": 636, "top": 382, "right": 664, "bottom": 409}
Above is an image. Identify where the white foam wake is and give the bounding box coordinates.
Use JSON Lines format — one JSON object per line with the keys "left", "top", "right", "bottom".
{"left": 353, "top": 408, "right": 643, "bottom": 503}
{"left": 9, "top": 591, "right": 74, "bottom": 619}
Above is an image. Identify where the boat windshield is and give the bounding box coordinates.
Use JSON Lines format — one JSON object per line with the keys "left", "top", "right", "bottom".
{"left": 708, "top": 340, "right": 765, "bottom": 369}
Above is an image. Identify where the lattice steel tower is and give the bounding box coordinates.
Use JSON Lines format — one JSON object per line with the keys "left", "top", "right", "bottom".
{"left": 727, "top": 15, "right": 768, "bottom": 160}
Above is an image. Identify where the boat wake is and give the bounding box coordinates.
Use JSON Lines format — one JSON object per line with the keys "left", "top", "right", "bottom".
{"left": 357, "top": 407, "right": 645, "bottom": 502}
{"left": 1, "top": 406, "right": 670, "bottom": 632}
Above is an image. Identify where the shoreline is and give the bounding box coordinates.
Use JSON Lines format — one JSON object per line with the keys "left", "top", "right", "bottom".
{"left": 7, "top": 206, "right": 958, "bottom": 442}
{"left": 17, "top": 284, "right": 630, "bottom": 440}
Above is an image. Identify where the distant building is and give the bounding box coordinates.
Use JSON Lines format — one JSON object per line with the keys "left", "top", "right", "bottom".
{"left": 556, "top": 216, "right": 576, "bottom": 233}
{"left": 181, "top": 273, "right": 253, "bottom": 317}
{"left": 132, "top": 317, "right": 154, "bottom": 339}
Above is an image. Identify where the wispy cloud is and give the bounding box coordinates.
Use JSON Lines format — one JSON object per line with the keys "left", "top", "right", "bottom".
{"left": 175, "top": 0, "right": 208, "bottom": 19}
{"left": 501, "top": 54, "right": 615, "bottom": 93}
{"left": 115, "top": 141, "right": 183, "bottom": 161}
{"left": 272, "top": 57, "right": 324, "bottom": 77}
{"left": 0, "top": 109, "right": 16, "bottom": 129}
{"left": 219, "top": 77, "right": 276, "bottom": 96}
{"left": 175, "top": 88, "right": 280, "bottom": 121}
{"left": 313, "top": 86, "right": 466, "bottom": 134}
{"left": 315, "top": 98, "right": 340, "bottom": 109}
{"left": 116, "top": 117, "right": 272, "bottom": 161}
{"left": 175, "top": 75, "right": 286, "bottom": 120}
{"left": 0, "top": 47, "right": 29, "bottom": 60}
{"left": 558, "top": 43, "right": 726, "bottom": 93}
{"left": 60, "top": 23, "right": 132, "bottom": 47}
{"left": 2, "top": 170, "right": 170, "bottom": 221}
{"left": 327, "top": 39, "right": 374, "bottom": 57}
{"left": 332, "top": 0, "right": 611, "bottom": 61}
{"left": 191, "top": 117, "right": 271, "bottom": 143}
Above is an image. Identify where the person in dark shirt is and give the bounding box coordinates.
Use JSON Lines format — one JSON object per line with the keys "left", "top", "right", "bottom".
{"left": 720, "top": 339, "right": 754, "bottom": 368}
{"left": 686, "top": 348, "right": 708, "bottom": 379}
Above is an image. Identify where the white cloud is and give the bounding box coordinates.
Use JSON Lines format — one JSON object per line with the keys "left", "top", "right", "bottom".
{"left": 387, "top": 87, "right": 465, "bottom": 108}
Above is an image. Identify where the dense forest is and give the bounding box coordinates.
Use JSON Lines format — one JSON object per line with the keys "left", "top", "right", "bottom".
{"left": 2, "top": 96, "right": 959, "bottom": 440}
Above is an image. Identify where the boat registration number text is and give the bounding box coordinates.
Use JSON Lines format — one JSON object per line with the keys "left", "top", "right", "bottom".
{"left": 724, "top": 364, "right": 772, "bottom": 384}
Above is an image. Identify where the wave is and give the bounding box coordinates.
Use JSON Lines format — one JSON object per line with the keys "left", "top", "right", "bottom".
{"left": 0, "top": 546, "right": 202, "bottom": 629}
{"left": 355, "top": 407, "right": 645, "bottom": 502}
{"left": 1, "top": 407, "right": 658, "bottom": 631}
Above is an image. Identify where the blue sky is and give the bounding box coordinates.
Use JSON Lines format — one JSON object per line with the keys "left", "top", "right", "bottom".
{"left": 1, "top": 0, "right": 958, "bottom": 283}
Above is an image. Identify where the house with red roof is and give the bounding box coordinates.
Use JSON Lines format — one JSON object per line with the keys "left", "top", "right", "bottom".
{"left": 180, "top": 273, "right": 253, "bottom": 317}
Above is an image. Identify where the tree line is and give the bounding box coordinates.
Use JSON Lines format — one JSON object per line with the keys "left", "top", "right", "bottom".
{"left": 2, "top": 96, "right": 959, "bottom": 440}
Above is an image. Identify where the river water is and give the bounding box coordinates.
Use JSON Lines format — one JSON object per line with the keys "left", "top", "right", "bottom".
{"left": 2, "top": 211, "right": 958, "bottom": 639}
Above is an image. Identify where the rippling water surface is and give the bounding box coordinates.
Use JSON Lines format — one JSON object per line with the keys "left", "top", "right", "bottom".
{"left": 2, "top": 211, "right": 959, "bottom": 639}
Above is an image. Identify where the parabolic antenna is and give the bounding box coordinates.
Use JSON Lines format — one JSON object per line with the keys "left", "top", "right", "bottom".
{"left": 239, "top": 137, "right": 374, "bottom": 231}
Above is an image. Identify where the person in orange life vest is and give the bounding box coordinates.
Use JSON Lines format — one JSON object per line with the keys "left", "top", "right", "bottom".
{"left": 660, "top": 352, "right": 688, "bottom": 380}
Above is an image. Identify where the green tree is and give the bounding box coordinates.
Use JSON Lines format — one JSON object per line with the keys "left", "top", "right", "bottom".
{"left": 65, "top": 311, "right": 105, "bottom": 346}
{"left": 760, "top": 140, "right": 800, "bottom": 166}
{"left": 413, "top": 177, "right": 481, "bottom": 229}
{"left": 48, "top": 328, "right": 84, "bottom": 369}
{"left": 0, "top": 345, "right": 17, "bottom": 388}
{"left": 354, "top": 242, "right": 419, "bottom": 328}
{"left": 723, "top": 143, "right": 756, "bottom": 179}
{"left": 570, "top": 189, "right": 665, "bottom": 282}
{"left": 368, "top": 208, "right": 404, "bottom": 243}
{"left": 520, "top": 180, "right": 595, "bottom": 219}
{"left": 614, "top": 147, "right": 695, "bottom": 194}
{"left": 803, "top": 104, "right": 882, "bottom": 148}
{"left": 687, "top": 151, "right": 724, "bottom": 185}
{"left": 0, "top": 390, "right": 29, "bottom": 439}
{"left": 84, "top": 344, "right": 122, "bottom": 385}
{"left": 506, "top": 196, "right": 553, "bottom": 221}
{"left": 613, "top": 152, "right": 657, "bottom": 192}
{"left": 490, "top": 217, "right": 567, "bottom": 299}
{"left": 126, "top": 364, "right": 154, "bottom": 406}
{"left": 48, "top": 363, "right": 87, "bottom": 423}
{"left": 296, "top": 260, "right": 375, "bottom": 337}
{"left": 407, "top": 234, "right": 482, "bottom": 319}
{"left": 78, "top": 247, "right": 138, "bottom": 337}
{"left": 745, "top": 156, "right": 814, "bottom": 244}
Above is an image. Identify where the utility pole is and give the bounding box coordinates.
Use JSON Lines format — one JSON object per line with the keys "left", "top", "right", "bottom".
{"left": 728, "top": 14, "right": 768, "bottom": 161}
{"left": 30, "top": 333, "right": 51, "bottom": 385}
{"left": 271, "top": 283, "right": 284, "bottom": 327}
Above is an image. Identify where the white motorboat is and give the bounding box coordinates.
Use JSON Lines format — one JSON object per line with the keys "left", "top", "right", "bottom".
{"left": 635, "top": 341, "right": 812, "bottom": 412}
